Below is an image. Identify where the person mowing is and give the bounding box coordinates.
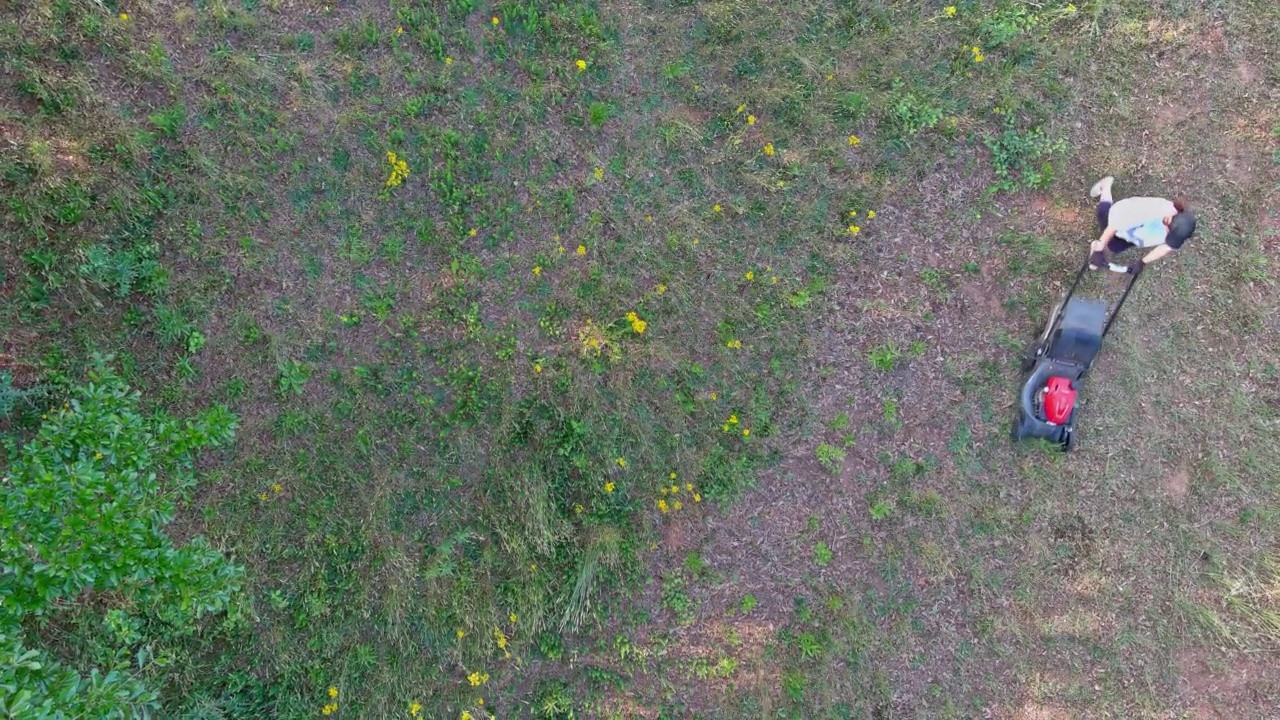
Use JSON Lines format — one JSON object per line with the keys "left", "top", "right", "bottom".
{"left": 1087, "top": 176, "right": 1197, "bottom": 273}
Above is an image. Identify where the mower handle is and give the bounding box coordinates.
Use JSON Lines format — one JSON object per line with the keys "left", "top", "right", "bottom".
{"left": 1062, "top": 253, "right": 1142, "bottom": 341}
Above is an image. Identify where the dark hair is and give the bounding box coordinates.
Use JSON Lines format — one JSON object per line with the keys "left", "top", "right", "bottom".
{"left": 1167, "top": 209, "right": 1197, "bottom": 248}
{"left": 1172, "top": 198, "right": 1188, "bottom": 213}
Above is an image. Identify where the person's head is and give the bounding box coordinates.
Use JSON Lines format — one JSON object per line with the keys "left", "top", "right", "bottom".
{"left": 1163, "top": 198, "right": 1197, "bottom": 247}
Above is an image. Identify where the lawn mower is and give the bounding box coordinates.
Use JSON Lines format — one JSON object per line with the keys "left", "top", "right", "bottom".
{"left": 1011, "top": 255, "right": 1142, "bottom": 451}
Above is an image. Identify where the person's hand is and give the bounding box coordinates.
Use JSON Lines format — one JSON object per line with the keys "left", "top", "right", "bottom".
{"left": 1127, "top": 258, "right": 1145, "bottom": 274}
{"left": 1090, "top": 238, "right": 1105, "bottom": 253}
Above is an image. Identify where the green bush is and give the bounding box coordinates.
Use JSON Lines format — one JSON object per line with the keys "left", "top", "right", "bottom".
{"left": 0, "top": 356, "right": 242, "bottom": 716}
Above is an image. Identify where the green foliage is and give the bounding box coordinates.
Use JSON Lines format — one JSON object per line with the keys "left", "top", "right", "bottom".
{"left": 884, "top": 80, "right": 946, "bottom": 138}
{"left": 535, "top": 680, "right": 577, "bottom": 719}
{"left": 867, "top": 342, "right": 902, "bottom": 372}
{"left": 76, "top": 242, "right": 168, "bottom": 298}
{"left": 0, "top": 372, "right": 40, "bottom": 420}
{"left": 276, "top": 359, "right": 311, "bottom": 396}
{"left": 0, "top": 636, "right": 157, "bottom": 720}
{"left": 814, "top": 541, "right": 833, "bottom": 567}
{"left": 815, "top": 443, "right": 846, "bottom": 475}
{"left": 0, "top": 357, "right": 241, "bottom": 715}
{"left": 984, "top": 115, "right": 1067, "bottom": 196}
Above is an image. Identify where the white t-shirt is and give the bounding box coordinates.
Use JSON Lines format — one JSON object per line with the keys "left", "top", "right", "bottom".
{"left": 1108, "top": 197, "right": 1176, "bottom": 247}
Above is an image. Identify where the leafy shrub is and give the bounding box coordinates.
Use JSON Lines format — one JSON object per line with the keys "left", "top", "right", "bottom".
{"left": 984, "top": 115, "right": 1067, "bottom": 196}
{"left": 0, "top": 356, "right": 242, "bottom": 716}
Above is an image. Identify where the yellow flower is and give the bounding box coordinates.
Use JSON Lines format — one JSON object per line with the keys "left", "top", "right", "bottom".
{"left": 713, "top": 204, "right": 722, "bottom": 213}
{"left": 530, "top": 563, "right": 537, "bottom": 569}
{"left": 573, "top": 503, "right": 584, "bottom": 513}
{"left": 673, "top": 500, "right": 683, "bottom": 511}
{"left": 462, "top": 713, "right": 473, "bottom": 720}
{"left": 396, "top": 26, "right": 403, "bottom": 33}
{"left": 747, "top": 114, "right": 756, "bottom": 125}
{"left": 825, "top": 73, "right": 834, "bottom": 81}
{"left": 478, "top": 698, "right": 484, "bottom": 706}
{"left": 594, "top": 166, "right": 604, "bottom": 181}
{"left": 722, "top": 424, "right": 730, "bottom": 432}
{"left": 972, "top": 46, "right": 984, "bottom": 62}
{"left": 763, "top": 142, "right": 774, "bottom": 156}
{"left": 736, "top": 103, "right": 746, "bottom": 114}
{"left": 468, "top": 670, "right": 490, "bottom": 686}
{"left": 685, "top": 483, "right": 693, "bottom": 492}
{"left": 726, "top": 339, "right": 742, "bottom": 349}
{"left": 729, "top": 414, "right": 739, "bottom": 424}
{"left": 693, "top": 493, "right": 701, "bottom": 503}
{"left": 708, "top": 392, "right": 717, "bottom": 400}
{"left": 457, "top": 629, "right": 465, "bottom": 638}
{"left": 658, "top": 499, "right": 669, "bottom": 514}
{"left": 1066, "top": 2, "right": 1077, "bottom": 11}
{"left": 510, "top": 612, "right": 517, "bottom": 623}
{"left": 329, "top": 687, "right": 339, "bottom": 699}
{"left": 866, "top": 210, "right": 876, "bottom": 220}
{"left": 660, "top": 486, "right": 669, "bottom": 495}
{"left": 848, "top": 135, "right": 861, "bottom": 146}
{"left": 632, "top": 319, "right": 647, "bottom": 334}
{"left": 576, "top": 244, "right": 586, "bottom": 255}
{"left": 410, "top": 702, "right": 422, "bottom": 716}
{"left": 533, "top": 266, "right": 541, "bottom": 277}
{"left": 627, "top": 311, "right": 638, "bottom": 321}
{"left": 259, "top": 492, "right": 268, "bottom": 501}
{"left": 491, "top": 16, "right": 500, "bottom": 25}
{"left": 385, "top": 151, "right": 410, "bottom": 188}
{"left": 742, "top": 428, "right": 750, "bottom": 437}
{"left": 848, "top": 225, "right": 861, "bottom": 235}
{"left": 119, "top": 12, "right": 128, "bottom": 21}
{"left": 322, "top": 705, "right": 335, "bottom": 716}
{"left": 617, "top": 457, "right": 627, "bottom": 468}
{"left": 534, "top": 363, "right": 542, "bottom": 373}
{"left": 445, "top": 57, "right": 454, "bottom": 65}
{"left": 94, "top": 452, "right": 103, "bottom": 459}
{"left": 849, "top": 210, "right": 858, "bottom": 218}
{"left": 604, "top": 481, "right": 615, "bottom": 493}
{"left": 771, "top": 276, "right": 778, "bottom": 284}
{"left": 944, "top": 5, "right": 957, "bottom": 17}
{"left": 670, "top": 484, "right": 679, "bottom": 494}
{"left": 745, "top": 271, "right": 754, "bottom": 280}
{"left": 657, "top": 283, "right": 667, "bottom": 294}
{"left": 576, "top": 59, "right": 587, "bottom": 71}
{"left": 670, "top": 472, "right": 678, "bottom": 480}
{"left": 468, "top": 228, "right": 477, "bottom": 237}
{"left": 272, "top": 483, "right": 282, "bottom": 493}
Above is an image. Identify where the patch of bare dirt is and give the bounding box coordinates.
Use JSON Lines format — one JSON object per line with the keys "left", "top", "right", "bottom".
{"left": 1176, "top": 648, "right": 1280, "bottom": 719}
{"left": 1010, "top": 702, "right": 1073, "bottom": 720}
{"left": 1162, "top": 467, "right": 1190, "bottom": 500}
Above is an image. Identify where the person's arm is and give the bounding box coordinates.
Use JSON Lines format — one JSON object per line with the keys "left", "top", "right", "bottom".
{"left": 1141, "top": 244, "right": 1173, "bottom": 264}
{"left": 1091, "top": 225, "right": 1117, "bottom": 252}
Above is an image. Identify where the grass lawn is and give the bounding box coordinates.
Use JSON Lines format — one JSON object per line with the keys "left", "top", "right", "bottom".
{"left": 2, "top": 0, "right": 1279, "bottom": 717}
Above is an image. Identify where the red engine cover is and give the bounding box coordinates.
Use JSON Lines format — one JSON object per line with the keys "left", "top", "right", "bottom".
{"left": 1043, "top": 376, "right": 1076, "bottom": 425}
